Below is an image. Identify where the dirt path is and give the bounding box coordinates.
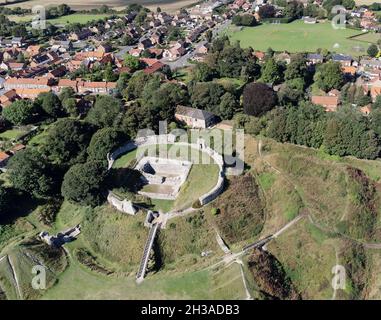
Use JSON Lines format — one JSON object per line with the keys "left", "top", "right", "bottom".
{"left": 236, "top": 259, "right": 253, "bottom": 300}
{"left": 7, "top": 255, "right": 22, "bottom": 300}
{"left": 272, "top": 214, "right": 305, "bottom": 239}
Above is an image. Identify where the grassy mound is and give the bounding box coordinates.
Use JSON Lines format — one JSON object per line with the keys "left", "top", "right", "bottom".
{"left": 82, "top": 205, "right": 147, "bottom": 272}
{"left": 157, "top": 212, "right": 219, "bottom": 271}
{"left": 211, "top": 173, "right": 265, "bottom": 246}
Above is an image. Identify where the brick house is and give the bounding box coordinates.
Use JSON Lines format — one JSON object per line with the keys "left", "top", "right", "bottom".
{"left": 175, "top": 105, "right": 217, "bottom": 129}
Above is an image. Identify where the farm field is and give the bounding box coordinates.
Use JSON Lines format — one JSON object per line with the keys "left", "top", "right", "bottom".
{"left": 2, "top": 0, "right": 199, "bottom": 12}
{"left": 9, "top": 13, "right": 123, "bottom": 25}
{"left": 228, "top": 20, "right": 377, "bottom": 56}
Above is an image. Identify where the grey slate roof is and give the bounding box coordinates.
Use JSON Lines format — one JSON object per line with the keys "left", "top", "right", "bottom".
{"left": 176, "top": 105, "right": 216, "bottom": 121}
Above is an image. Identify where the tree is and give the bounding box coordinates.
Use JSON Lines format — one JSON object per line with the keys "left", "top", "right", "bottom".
{"left": 190, "top": 82, "right": 226, "bottom": 115}
{"left": 0, "top": 186, "right": 10, "bottom": 216}
{"left": 124, "top": 54, "right": 141, "bottom": 71}
{"left": 37, "top": 92, "right": 64, "bottom": 118}
{"left": 86, "top": 96, "right": 123, "bottom": 128}
{"left": 43, "top": 119, "right": 94, "bottom": 166}
{"left": 126, "top": 71, "right": 152, "bottom": 100}
{"left": 61, "top": 161, "right": 107, "bottom": 207}
{"left": 233, "top": 14, "right": 257, "bottom": 26}
{"left": 241, "top": 14, "right": 257, "bottom": 26}
{"left": 192, "top": 62, "right": 216, "bottom": 82}
{"left": 373, "top": 95, "right": 381, "bottom": 109}
{"left": 205, "top": 30, "right": 213, "bottom": 43}
{"left": 284, "top": 54, "right": 307, "bottom": 81}
{"left": 367, "top": 44, "right": 379, "bottom": 58}
{"left": 261, "top": 58, "right": 283, "bottom": 84}
{"left": 59, "top": 87, "right": 75, "bottom": 102}
{"left": 2, "top": 100, "right": 35, "bottom": 125}
{"left": 283, "top": 1, "right": 304, "bottom": 18}
{"left": 370, "top": 108, "right": 381, "bottom": 137}
{"left": 258, "top": 4, "right": 276, "bottom": 18}
{"left": 8, "top": 149, "right": 58, "bottom": 199}
{"left": 104, "top": 62, "right": 118, "bottom": 82}
{"left": 243, "top": 82, "right": 277, "bottom": 117}
{"left": 323, "top": 111, "right": 380, "bottom": 159}
{"left": 342, "top": 0, "right": 355, "bottom": 9}
{"left": 219, "top": 92, "right": 239, "bottom": 119}
{"left": 145, "top": 82, "right": 188, "bottom": 128}
{"left": 313, "top": 61, "right": 344, "bottom": 92}
{"left": 62, "top": 98, "right": 78, "bottom": 117}
{"left": 120, "top": 34, "right": 135, "bottom": 46}
{"left": 277, "top": 78, "right": 305, "bottom": 106}
{"left": 87, "top": 128, "right": 126, "bottom": 162}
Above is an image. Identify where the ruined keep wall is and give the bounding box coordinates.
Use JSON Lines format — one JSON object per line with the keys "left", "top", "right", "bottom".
{"left": 107, "top": 134, "right": 225, "bottom": 210}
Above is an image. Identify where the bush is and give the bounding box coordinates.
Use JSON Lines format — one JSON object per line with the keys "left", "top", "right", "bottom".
{"left": 210, "top": 207, "right": 220, "bottom": 216}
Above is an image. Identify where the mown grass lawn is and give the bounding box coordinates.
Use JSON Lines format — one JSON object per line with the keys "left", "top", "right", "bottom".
{"left": 0, "top": 129, "right": 26, "bottom": 141}
{"left": 228, "top": 20, "right": 375, "bottom": 56}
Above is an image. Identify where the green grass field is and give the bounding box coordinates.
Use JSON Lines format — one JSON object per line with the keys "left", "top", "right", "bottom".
{"left": 9, "top": 13, "right": 122, "bottom": 25}
{"left": 0, "top": 129, "right": 26, "bottom": 141}
{"left": 228, "top": 20, "right": 377, "bottom": 56}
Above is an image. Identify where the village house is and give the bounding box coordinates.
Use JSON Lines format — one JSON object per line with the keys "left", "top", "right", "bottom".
{"left": 54, "top": 79, "right": 116, "bottom": 95}
{"left": 363, "top": 78, "right": 381, "bottom": 101}
{"left": 14, "top": 88, "right": 52, "bottom": 100}
{"left": 11, "top": 37, "right": 25, "bottom": 48}
{"left": 30, "top": 54, "right": 51, "bottom": 68}
{"left": 140, "top": 58, "right": 165, "bottom": 75}
{"left": 4, "top": 77, "right": 55, "bottom": 91}
{"left": 175, "top": 105, "right": 218, "bottom": 129}
{"left": 0, "top": 89, "right": 20, "bottom": 108}
{"left": 0, "top": 61, "right": 25, "bottom": 72}
{"left": 332, "top": 54, "right": 352, "bottom": 67}
{"left": 254, "top": 50, "right": 266, "bottom": 62}
{"left": 138, "top": 38, "right": 153, "bottom": 50}
{"left": 3, "top": 47, "right": 21, "bottom": 62}
{"left": 26, "top": 45, "right": 42, "bottom": 57}
{"left": 163, "top": 41, "right": 187, "bottom": 61}
{"left": 0, "top": 152, "right": 11, "bottom": 169}
{"left": 307, "top": 53, "right": 324, "bottom": 65}
{"left": 311, "top": 93, "right": 340, "bottom": 112}
{"left": 69, "top": 29, "right": 93, "bottom": 41}
{"left": 360, "top": 59, "right": 381, "bottom": 70}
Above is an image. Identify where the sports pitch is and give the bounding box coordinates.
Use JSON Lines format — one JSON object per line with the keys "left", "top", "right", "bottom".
{"left": 228, "top": 20, "right": 380, "bottom": 56}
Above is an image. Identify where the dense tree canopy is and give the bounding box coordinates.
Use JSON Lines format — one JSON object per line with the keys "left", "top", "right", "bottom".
{"left": 36, "top": 92, "right": 65, "bottom": 118}
{"left": 243, "top": 82, "right": 277, "bottom": 117}
{"left": 61, "top": 161, "right": 107, "bottom": 207}
{"left": 314, "top": 61, "right": 344, "bottom": 92}
{"left": 43, "top": 119, "right": 94, "bottom": 166}
{"left": 324, "top": 111, "right": 380, "bottom": 159}
{"left": 86, "top": 96, "right": 123, "bottom": 128}
{"left": 2, "top": 100, "right": 35, "bottom": 125}
{"left": 87, "top": 128, "right": 126, "bottom": 162}
{"left": 190, "top": 82, "right": 226, "bottom": 116}
{"left": 8, "top": 149, "right": 58, "bottom": 199}
{"left": 0, "top": 186, "right": 10, "bottom": 216}
{"left": 260, "top": 58, "right": 284, "bottom": 85}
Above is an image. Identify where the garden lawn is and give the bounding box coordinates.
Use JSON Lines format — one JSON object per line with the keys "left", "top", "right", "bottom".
{"left": 0, "top": 129, "right": 26, "bottom": 141}
{"left": 229, "top": 20, "right": 376, "bottom": 57}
